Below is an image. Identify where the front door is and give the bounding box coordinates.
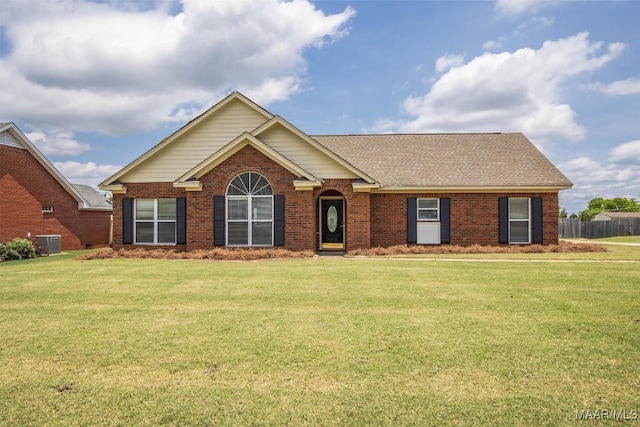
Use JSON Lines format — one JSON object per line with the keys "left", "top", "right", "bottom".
{"left": 320, "top": 198, "right": 344, "bottom": 250}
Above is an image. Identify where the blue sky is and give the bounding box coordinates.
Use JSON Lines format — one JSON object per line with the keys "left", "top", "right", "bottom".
{"left": 1, "top": 0, "right": 638, "bottom": 214}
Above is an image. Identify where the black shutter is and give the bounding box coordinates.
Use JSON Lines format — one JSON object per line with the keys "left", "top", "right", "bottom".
{"left": 274, "top": 195, "right": 285, "bottom": 246}
{"left": 176, "top": 198, "right": 187, "bottom": 245}
{"left": 123, "top": 198, "right": 133, "bottom": 245}
{"left": 214, "top": 196, "right": 225, "bottom": 246}
{"left": 498, "top": 197, "right": 509, "bottom": 244}
{"left": 532, "top": 197, "right": 543, "bottom": 244}
{"left": 407, "top": 198, "right": 417, "bottom": 244}
{"left": 440, "top": 198, "right": 451, "bottom": 244}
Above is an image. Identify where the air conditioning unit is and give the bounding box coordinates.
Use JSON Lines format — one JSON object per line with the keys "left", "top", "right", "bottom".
{"left": 36, "top": 235, "right": 61, "bottom": 255}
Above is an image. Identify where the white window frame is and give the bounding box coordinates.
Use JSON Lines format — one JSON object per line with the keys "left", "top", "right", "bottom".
{"left": 508, "top": 198, "right": 531, "bottom": 244}
{"left": 134, "top": 198, "right": 177, "bottom": 245}
{"left": 226, "top": 172, "right": 274, "bottom": 247}
{"left": 42, "top": 206, "right": 54, "bottom": 213}
{"left": 417, "top": 198, "right": 439, "bottom": 221}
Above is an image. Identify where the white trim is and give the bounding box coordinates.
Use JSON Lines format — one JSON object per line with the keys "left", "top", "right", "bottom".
{"left": 252, "top": 116, "right": 378, "bottom": 185}
{"left": 372, "top": 186, "right": 570, "bottom": 193}
{"left": 134, "top": 198, "right": 177, "bottom": 245}
{"left": 225, "top": 172, "right": 274, "bottom": 247}
{"left": 100, "top": 92, "right": 273, "bottom": 188}
{"left": 1, "top": 123, "right": 112, "bottom": 211}
{"left": 175, "top": 133, "right": 322, "bottom": 186}
{"left": 508, "top": 197, "right": 531, "bottom": 244}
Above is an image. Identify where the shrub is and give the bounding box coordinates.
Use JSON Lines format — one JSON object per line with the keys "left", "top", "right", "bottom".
{"left": 0, "top": 238, "right": 37, "bottom": 261}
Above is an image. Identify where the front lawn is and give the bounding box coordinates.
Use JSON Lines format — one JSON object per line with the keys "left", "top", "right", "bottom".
{"left": 1, "top": 249, "right": 638, "bottom": 426}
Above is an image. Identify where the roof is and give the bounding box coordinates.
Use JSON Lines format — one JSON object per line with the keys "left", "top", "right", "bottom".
{"left": 312, "top": 133, "right": 573, "bottom": 189}
{"left": 71, "top": 184, "right": 112, "bottom": 209}
{"left": 596, "top": 211, "right": 640, "bottom": 219}
{"left": 99, "top": 92, "right": 572, "bottom": 193}
{"left": 0, "top": 122, "right": 112, "bottom": 211}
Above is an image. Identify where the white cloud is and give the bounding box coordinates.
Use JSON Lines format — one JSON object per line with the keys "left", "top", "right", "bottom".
{"left": 482, "top": 40, "right": 503, "bottom": 51}
{"left": 26, "top": 131, "right": 91, "bottom": 156}
{"left": 375, "top": 33, "right": 625, "bottom": 146}
{"left": 609, "top": 140, "right": 640, "bottom": 163}
{"left": 435, "top": 54, "right": 464, "bottom": 73}
{"left": 0, "top": 0, "right": 355, "bottom": 135}
{"left": 495, "top": 0, "right": 544, "bottom": 15}
{"left": 54, "top": 161, "right": 123, "bottom": 186}
{"left": 586, "top": 78, "right": 640, "bottom": 96}
{"left": 558, "top": 141, "right": 640, "bottom": 213}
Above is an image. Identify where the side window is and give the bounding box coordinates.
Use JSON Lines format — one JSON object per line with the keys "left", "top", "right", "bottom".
{"left": 417, "top": 198, "right": 439, "bottom": 221}
{"left": 134, "top": 198, "right": 177, "bottom": 244}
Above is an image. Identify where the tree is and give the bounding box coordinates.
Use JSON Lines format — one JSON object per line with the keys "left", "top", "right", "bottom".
{"left": 558, "top": 204, "right": 568, "bottom": 218}
{"left": 580, "top": 196, "right": 640, "bottom": 221}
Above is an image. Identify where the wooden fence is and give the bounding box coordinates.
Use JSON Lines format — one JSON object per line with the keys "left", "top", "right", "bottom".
{"left": 558, "top": 218, "right": 640, "bottom": 239}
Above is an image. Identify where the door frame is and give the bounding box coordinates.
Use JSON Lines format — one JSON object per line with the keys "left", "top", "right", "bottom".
{"left": 318, "top": 196, "right": 345, "bottom": 250}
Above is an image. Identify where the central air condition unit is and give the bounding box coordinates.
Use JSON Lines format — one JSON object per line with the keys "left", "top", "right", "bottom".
{"left": 36, "top": 235, "right": 61, "bottom": 255}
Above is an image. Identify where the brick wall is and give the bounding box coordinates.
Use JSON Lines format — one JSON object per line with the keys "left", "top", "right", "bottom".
{"left": 0, "top": 145, "right": 111, "bottom": 250}
{"left": 112, "top": 145, "right": 560, "bottom": 251}
{"left": 371, "top": 192, "right": 559, "bottom": 247}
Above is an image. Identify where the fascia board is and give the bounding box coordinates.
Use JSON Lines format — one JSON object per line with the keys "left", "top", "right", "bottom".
{"left": 252, "top": 117, "right": 379, "bottom": 185}
{"left": 175, "top": 132, "right": 321, "bottom": 184}
{"left": 372, "top": 185, "right": 573, "bottom": 193}
{"left": 4, "top": 123, "right": 90, "bottom": 208}
{"left": 100, "top": 92, "right": 274, "bottom": 187}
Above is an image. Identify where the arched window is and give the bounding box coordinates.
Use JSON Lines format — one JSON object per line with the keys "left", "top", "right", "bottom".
{"left": 226, "top": 172, "right": 273, "bottom": 246}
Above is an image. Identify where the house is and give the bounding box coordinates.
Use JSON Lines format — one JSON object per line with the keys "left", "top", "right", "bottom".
{"left": 0, "top": 123, "right": 112, "bottom": 250}
{"left": 99, "top": 92, "right": 572, "bottom": 252}
{"left": 593, "top": 211, "right": 640, "bottom": 221}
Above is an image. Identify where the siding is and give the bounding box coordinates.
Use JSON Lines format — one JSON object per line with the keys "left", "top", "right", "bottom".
{"left": 258, "top": 124, "right": 358, "bottom": 179}
{"left": 121, "top": 99, "right": 270, "bottom": 182}
{"left": 0, "top": 130, "right": 24, "bottom": 149}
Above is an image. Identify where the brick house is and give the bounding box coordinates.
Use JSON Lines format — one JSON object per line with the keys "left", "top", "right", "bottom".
{"left": 0, "top": 123, "right": 112, "bottom": 250}
{"left": 99, "top": 92, "right": 572, "bottom": 252}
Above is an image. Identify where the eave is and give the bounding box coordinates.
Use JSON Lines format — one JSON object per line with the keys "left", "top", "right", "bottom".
{"left": 99, "top": 92, "right": 274, "bottom": 188}
{"left": 174, "top": 132, "right": 323, "bottom": 191}
{"left": 252, "top": 117, "right": 378, "bottom": 185}
{"left": 372, "top": 185, "right": 573, "bottom": 194}
{"left": 99, "top": 183, "right": 128, "bottom": 194}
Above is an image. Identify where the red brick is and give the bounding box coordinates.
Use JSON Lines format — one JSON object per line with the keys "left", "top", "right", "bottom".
{"left": 0, "top": 145, "right": 111, "bottom": 250}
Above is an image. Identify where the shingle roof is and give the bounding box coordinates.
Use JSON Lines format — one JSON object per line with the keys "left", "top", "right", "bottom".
{"left": 312, "top": 133, "right": 572, "bottom": 188}
{"left": 71, "top": 184, "right": 112, "bottom": 208}
{"left": 597, "top": 211, "right": 640, "bottom": 219}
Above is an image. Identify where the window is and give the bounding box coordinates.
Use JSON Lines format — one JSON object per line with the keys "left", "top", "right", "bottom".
{"left": 509, "top": 198, "right": 530, "bottom": 243}
{"left": 135, "top": 198, "right": 176, "bottom": 244}
{"left": 42, "top": 206, "right": 54, "bottom": 213}
{"left": 226, "top": 172, "right": 273, "bottom": 246}
{"left": 417, "top": 198, "right": 439, "bottom": 221}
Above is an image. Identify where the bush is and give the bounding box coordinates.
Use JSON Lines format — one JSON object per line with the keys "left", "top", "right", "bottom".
{"left": 0, "top": 238, "right": 37, "bottom": 261}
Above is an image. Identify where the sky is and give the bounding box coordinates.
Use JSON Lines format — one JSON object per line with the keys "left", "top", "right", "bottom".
{"left": 1, "top": 0, "right": 638, "bottom": 215}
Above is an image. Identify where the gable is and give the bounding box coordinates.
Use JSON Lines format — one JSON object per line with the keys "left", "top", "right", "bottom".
{"left": 256, "top": 122, "right": 359, "bottom": 180}
{"left": 0, "top": 123, "right": 112, "bottom": 211}
{"left": 119, "top": 97, "right": 271, "bottom": 183}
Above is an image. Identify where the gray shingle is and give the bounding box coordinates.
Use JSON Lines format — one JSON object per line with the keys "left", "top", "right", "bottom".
{"left": 312, "top": 133, "right": 572, "bottom": 188}
{"left": 71, "top": 184, "right": 112, "bottom": 208}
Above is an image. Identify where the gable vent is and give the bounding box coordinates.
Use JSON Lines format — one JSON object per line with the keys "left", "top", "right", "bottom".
{"left": 0, "top": 130, "right": 24, "bottom": 149}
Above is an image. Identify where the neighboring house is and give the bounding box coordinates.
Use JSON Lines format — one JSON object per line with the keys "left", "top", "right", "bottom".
{"left": 593, "top": 211, "right": 640, "bottom": 221}
{"left": 0, "top": 123, "right": 112, "bottom": 250}
{"left": 99, "top": 92, "right": 572, "bottom": 252}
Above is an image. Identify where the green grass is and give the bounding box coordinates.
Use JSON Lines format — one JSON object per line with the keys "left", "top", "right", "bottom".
{"left": 1, "top": 248, "right": 639, "bottom": 426}
{"left": 592, "top": 235, "right": 640, "bottom": 244}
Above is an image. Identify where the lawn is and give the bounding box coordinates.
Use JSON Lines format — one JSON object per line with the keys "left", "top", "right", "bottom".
{"left": 1, "top": 247, "right": 639, "bottom": 426}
